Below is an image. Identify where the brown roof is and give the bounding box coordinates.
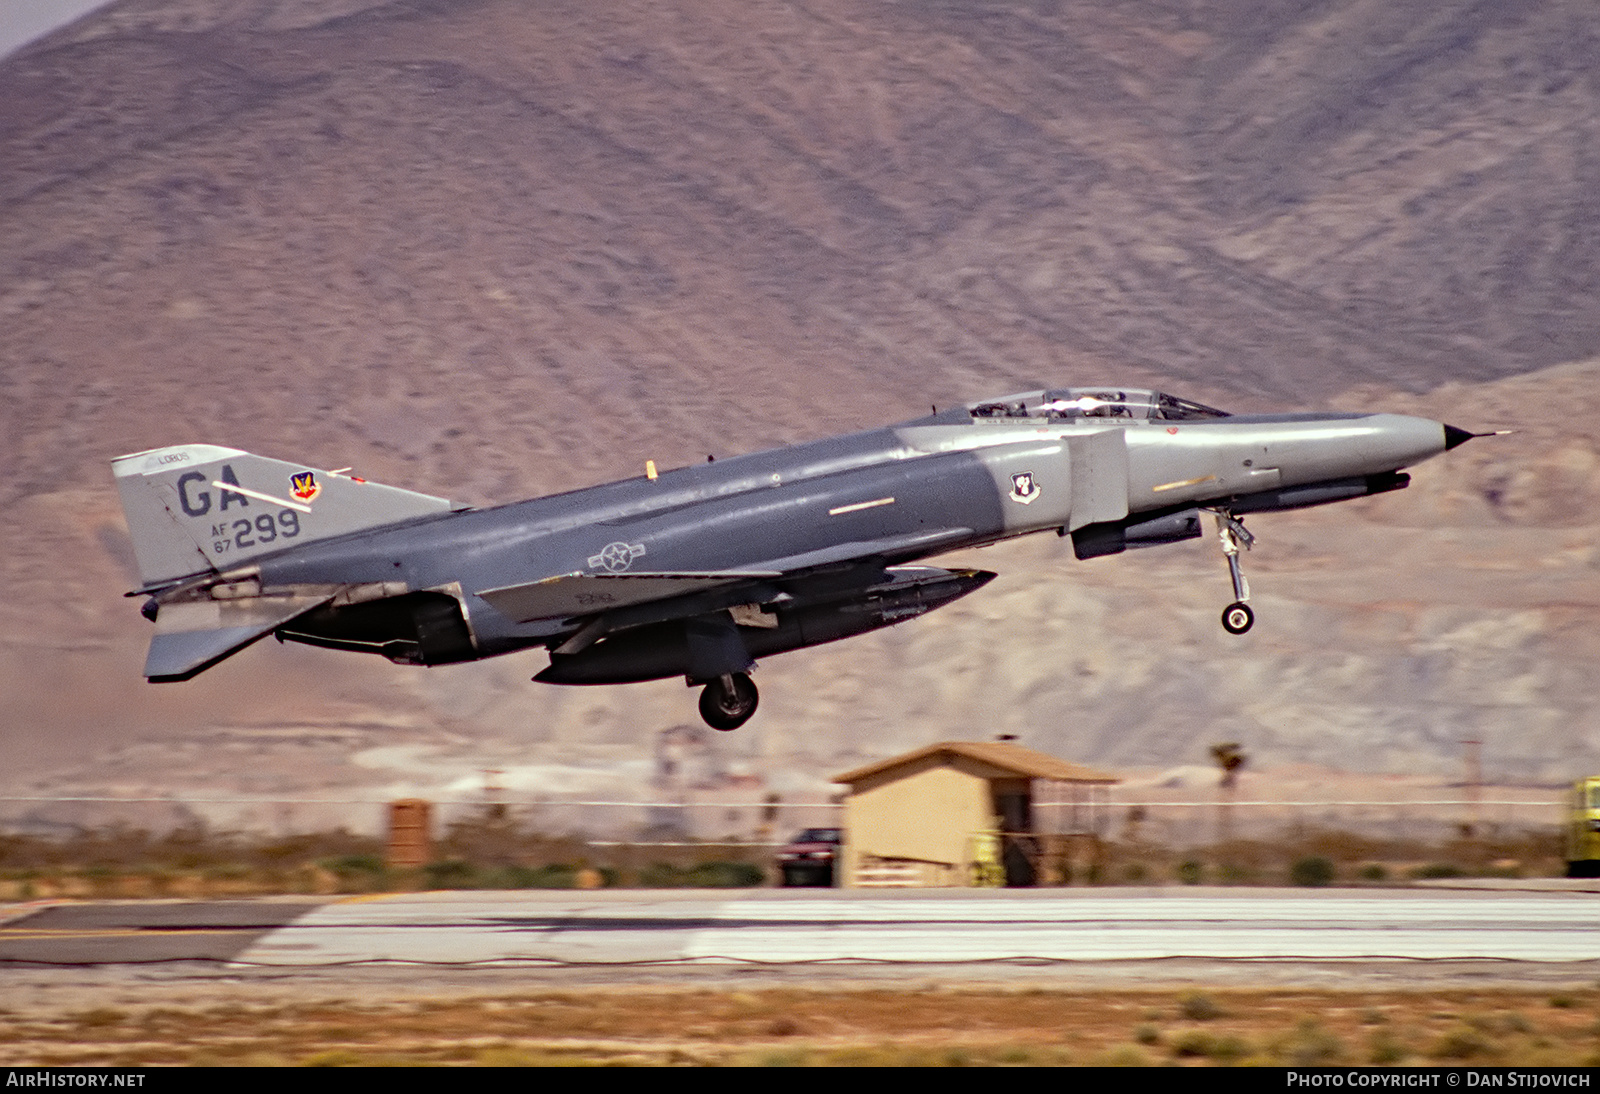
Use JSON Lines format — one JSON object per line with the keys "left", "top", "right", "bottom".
{"left": 832, "top": 741, "right": 1119, "bottom": 785}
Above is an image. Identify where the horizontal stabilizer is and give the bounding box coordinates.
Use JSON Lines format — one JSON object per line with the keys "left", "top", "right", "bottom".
{"left": 145, "top": 594, "right": 334, "bottom": 681}
{"left": 477, "top": 572, "right": 779, "bottom": 623}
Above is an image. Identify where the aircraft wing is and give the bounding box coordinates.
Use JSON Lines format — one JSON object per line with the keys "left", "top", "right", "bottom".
{"left": 145, "top": 593, "right": 336, "bottom": 681}
{"left": 476, "top": 527, "right": 975, "bottom": 624}
{"left": 477, "top": 572, "right": 779, "bottom": 624}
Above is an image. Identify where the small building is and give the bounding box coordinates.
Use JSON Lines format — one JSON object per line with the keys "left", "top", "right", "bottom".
{"left": 832, "top": 741, "right": 1119, "bottom": 888}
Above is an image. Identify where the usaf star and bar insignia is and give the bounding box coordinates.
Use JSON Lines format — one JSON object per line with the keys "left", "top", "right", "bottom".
{"left": 589, "top": 541, "right": 648, "bottom": 573}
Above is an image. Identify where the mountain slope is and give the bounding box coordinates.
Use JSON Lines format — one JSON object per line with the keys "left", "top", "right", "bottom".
{"left": 2, "top": 0, "right": 1597, "bottom": 814}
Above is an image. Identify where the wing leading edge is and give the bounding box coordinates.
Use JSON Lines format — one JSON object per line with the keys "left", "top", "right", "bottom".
{"left": 475, "top": 527, "right": 976, "bottom": 624}
{"left": 477, "top": 572, "right": 779, "bottom": 624}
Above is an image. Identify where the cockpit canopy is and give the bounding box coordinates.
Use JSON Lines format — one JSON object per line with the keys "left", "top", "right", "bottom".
{"left": 966, "top": 388, "right": 1230, "bottom": 422}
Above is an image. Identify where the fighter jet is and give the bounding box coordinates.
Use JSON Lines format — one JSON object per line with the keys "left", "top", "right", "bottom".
{"left": 113, "top": 387, "right": 1483, "bottom": 730}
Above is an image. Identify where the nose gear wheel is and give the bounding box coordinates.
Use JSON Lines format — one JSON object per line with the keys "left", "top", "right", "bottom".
{"left": 1222, "top": 602, "right": 1254, "bottom": 634}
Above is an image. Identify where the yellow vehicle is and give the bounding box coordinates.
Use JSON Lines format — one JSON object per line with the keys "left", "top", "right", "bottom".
{"left": 1566, "top": 778, "right": 1600, "bottom": 877}
{"left": 969, "top": 829, "right": 1004, "bottom": 888}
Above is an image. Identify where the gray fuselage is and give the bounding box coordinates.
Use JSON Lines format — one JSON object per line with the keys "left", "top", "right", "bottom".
{"left": 257, "top": 403, "right": 1451, "bottom": 674}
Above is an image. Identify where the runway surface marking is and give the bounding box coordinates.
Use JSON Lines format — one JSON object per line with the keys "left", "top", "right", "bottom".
{"left": 6, "top": 891, "right": 1597, "bottom": 967}
{"left": 0, "top": 901, "right": 325, "bottom": 964}
{"left": 224, "top": 891, "right": 1600, "bottom": 967}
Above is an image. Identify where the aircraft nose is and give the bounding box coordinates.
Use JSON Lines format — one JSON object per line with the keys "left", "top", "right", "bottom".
{"left": 1443, "top": 424, "right": 1476, "bottom": 451}
{"left": 1324, "top": 413, "right": 1464, "bottom": 476}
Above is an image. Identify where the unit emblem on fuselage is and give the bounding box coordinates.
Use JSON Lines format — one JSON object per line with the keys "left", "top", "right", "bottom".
{"left": 589, "top": 541, "right": 647, "bottom": 573}
{"left": 1009, "top": 471, "right": 1041, "bottom": 505}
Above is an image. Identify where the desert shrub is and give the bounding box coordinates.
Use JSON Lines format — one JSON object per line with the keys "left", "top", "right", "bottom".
{"left": 1091, "top": 1044, "right": 1152, "bottom": 1067}
{"left": 423, "top": 859, "right": 477, "bottom": 888}
{"left": 1412, "top": 862, "right": 1464, "bottom": 879}
{"left": 636, "top": 860, "right": 763, "bottom": 887}
{"left": 1430, "top": 1025, "right": 1497, "bottom": 1061}
{"left": 495, "top": 864, "right": 578, "bottom": 889}
{"left": 1290, "top": 856, "right": 1335, "bottom": 887}
{"left": 1277, "top": 1019, "right": 1345, "bottom": 1065}
{"left": 1172, "top": 1030, "right": 1251, "bottom": 1063}
{"left": 322, "top": 854, "right": 388, "bottom": 891}
{"left": 1471, "top": 1011, "right": 1531, "bottom": 1036}
{"left": 1368, "top": 1030, "right": 1409, "bottom": 1064}
{"left": 1178, "top": 992, "right": 1223, "bottom": 1021}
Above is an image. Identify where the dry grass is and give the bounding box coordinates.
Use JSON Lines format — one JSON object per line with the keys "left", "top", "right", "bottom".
{"left": 3, "top": 987, "right": 1600, "bottom": 1066}
{"left": 0, "top": 822, "right": 771, "bottom": 899}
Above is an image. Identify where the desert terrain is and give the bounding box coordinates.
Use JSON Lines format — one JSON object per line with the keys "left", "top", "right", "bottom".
{"left": 0, "top": 0, "right": 1596, "bottom": 831}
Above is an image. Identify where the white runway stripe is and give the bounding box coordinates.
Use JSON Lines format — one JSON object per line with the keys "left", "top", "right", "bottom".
{"left": 233, "top": 891, "right": 1600, "bottom": 967}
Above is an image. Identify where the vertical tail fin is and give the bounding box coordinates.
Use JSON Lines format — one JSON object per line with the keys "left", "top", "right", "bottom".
{"left": 113, "top": 444, "right": 456, "bottom": 588}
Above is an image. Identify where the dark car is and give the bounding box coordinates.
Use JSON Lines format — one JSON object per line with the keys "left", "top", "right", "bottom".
{"left": 777, "top": 827, "right": 842, "bottom": 887}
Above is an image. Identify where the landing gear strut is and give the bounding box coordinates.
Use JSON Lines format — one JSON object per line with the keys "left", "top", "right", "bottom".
{"left": 1211, "top": 509, "right": 1255, "bottom": 635}
{"left": 698, "top": 672, "right": 759, "bottom": 730}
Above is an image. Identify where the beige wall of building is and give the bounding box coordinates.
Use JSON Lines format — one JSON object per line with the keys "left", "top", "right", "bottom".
{"left": 840, "top": 753, "right": 1018, "bottom": 887}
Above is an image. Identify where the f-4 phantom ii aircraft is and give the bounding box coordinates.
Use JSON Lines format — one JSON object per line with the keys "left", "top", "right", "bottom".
{"left": 114, "top": 387, "right": 1485, "bottom": 730}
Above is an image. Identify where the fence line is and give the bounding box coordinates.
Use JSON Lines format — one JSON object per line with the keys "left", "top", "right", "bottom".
{"left": 0, "top": 796, "right": 1561, "bottom": 807}
{"left": 0, "top": 794, "right": 1564, "bottom": 844}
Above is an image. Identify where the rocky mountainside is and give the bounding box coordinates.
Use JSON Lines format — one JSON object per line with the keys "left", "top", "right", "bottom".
{"left": 1, "top": 0, "right": 1597, "bottom": 825}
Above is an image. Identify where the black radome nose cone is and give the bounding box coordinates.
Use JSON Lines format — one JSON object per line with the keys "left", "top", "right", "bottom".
{"left": 1443, "top": 424, "right": 1475, "bottom": 451}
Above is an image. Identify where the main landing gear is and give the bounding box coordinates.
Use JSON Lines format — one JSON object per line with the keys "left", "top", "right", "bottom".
{"left": 1210, "top": 509, "right": 1255, "bottom": 635}
{"left": 698, "top": 672, "right": 759, "bottom": 731}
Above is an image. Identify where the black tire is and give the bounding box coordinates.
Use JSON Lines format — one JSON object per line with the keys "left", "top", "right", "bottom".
{"left": 1222, "top": 602, "right": 1254, "bottom": 635}
{"left": 780, "top": 863, "right": 834, "bottom": 888}
{"left": 699, "top": 672, "right": 759, "bottom": 730}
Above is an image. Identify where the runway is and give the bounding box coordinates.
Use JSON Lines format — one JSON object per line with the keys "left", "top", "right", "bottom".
{"left": 4, "top": 886, "right": 1599, "bottom": 970}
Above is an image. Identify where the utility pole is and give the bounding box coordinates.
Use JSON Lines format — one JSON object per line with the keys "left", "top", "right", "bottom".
{"left": 483, "top": 767, "right": 506, "bottom": 823}
{"left": 1461, "top": 738, "right": 1482, "bottom": 840}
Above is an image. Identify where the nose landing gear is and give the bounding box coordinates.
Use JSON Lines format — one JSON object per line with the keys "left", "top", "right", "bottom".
{"left": 698, "top": 672, "right": 759, "bottom": 730}
{"left": 1211, "top": 510, "right": 1255, "bottom": 635}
